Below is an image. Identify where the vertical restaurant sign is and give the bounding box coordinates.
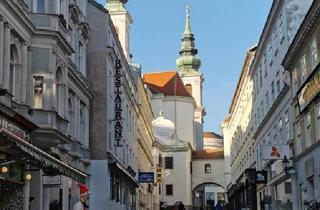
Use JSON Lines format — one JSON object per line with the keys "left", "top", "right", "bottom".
{"left": 114, "top": 59, "right": 123, "bottom": 147}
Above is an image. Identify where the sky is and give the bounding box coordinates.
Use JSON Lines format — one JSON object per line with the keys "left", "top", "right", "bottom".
{"left": 97, "top": 0, "right": 273, "bottom": 134}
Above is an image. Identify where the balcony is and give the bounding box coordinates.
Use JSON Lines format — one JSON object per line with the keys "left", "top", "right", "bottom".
{"left": 31, "top": 110, "right": 71, "bottom": 149}
{"left": 29, "top": 13, "right": 68, "bottom": 37}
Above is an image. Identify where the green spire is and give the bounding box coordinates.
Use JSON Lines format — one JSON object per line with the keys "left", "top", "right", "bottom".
{"left": 183, "top": 3, "right": 192, "bottom": 35}
{"left": 106, "top": 0, "right": 128, "bottom": 13}
{"left": 176, "top": 3, "right": 201, "bottom": 75}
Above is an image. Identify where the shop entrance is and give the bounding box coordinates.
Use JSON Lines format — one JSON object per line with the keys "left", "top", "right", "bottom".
{"left": 0, "top": 179, "right": 24, "bottom": 209}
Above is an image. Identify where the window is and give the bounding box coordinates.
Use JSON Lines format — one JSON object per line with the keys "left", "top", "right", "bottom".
{"left": 285, "top": 111, "right": 290, "bottom": 141}
{"left": 158, "top": 154, "right": 163, "bottom": 166}
{"left": 37, "top": 0, "right": 45, "bottom": 13}
{"left": 78, "top": 41, "right": 83, "bottom": 72}
{"left": 284, "top": 182, "right": 292, "bottom": 194}
{"left": 295, "top": 121, "right": 302, "bottom": 154}
{"left": 259, "top": 68, "right": 263, "bottom": 88}
{"left": 317, "top": 104, "right": 320, "bottom": 140}
{"left": 185, "top": 84, "right": 192, "bottom": 96}
{"left": 301, "top": 55, "right": 307, "bottom": 82}
{"left": 311, "top": 38, "right": 318, "bottom": 69}
{"left": 305, "top": 113, "right": 312, "bottom": 148}
{"left": 166, "top": 184, "right": 173, "bottom": 196}
{"left": 56, "top": 68, "right": 65, "bottom": 116}
{"left": 80, "top": 105, "right": 86, "bottom": 144}
{"left": 271, "top": 81, "right": 275, "bottom": 100}
{"left": 68, "top": 93, "right": 75, "bottom": 137}
{"left": 292, "top": 68, "right": 299, "bottom": 93}
{"left": 205, "top": 164, "right": 211, "bottom": 174}
{"left": 279, "top": 13, "right": 284, "bottom": 43}
{"left": 10, "top": 45, "right": 21, "bottom": 99}
{"left": 265, "top": 92, "right": 269, "bottom": 109}
{"left": 33, "top": 76, "right": 43, "bottom": 109}
{"left": 165, "top": 157, "right": 173, "bottom": 169}
{"left": 276, "top": 71, "right": 281, "bottom": 93}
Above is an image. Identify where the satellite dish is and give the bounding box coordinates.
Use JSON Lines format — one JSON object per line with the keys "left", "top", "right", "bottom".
{"left": 152, "top": 113, "right": 175, "bottom": 141}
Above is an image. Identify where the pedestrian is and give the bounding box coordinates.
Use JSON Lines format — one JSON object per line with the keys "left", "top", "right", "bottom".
{"left": 214, "top": 201, "right": 223, "bottom": 210}
{"left": 73, "top": 183, "right": 89, "bottom": 210}
{"left": 178, "top": 201, "right": 186, "bottom": 210}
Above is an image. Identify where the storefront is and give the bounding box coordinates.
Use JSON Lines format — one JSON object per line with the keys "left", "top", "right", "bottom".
{"left": 0, "top": 111, "right": 87, "bottom": 209}
{"left": 227, "top": 169, "right": 267, "bottom": 210}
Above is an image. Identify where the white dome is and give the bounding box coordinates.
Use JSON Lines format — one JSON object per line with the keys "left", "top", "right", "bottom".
{"left": 152, "top": 115, "right": 175, "bottom": 142}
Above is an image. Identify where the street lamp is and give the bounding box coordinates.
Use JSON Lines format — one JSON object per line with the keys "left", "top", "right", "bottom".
{"left": 282, "top": 155, "right": 289, "bottom": 173}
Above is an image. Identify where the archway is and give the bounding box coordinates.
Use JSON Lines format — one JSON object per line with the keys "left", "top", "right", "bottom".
{"left": 193, "top": 182, "right": 226, "bottom": 210}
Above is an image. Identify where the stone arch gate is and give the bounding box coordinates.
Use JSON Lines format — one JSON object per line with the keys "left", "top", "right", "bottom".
{"left": 193, "top": 182, "right": 226, "bottom": 210}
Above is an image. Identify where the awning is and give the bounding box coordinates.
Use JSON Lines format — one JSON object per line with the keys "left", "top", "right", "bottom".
{"left": 0, "top": 128, "right": 87, "bottom": 183}
{"left": 109, "top": 161, "right": 138, "bottom": 187}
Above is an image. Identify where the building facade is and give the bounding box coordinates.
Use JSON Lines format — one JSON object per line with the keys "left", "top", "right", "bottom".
{"left": 144, "top": 71, "right": 195, "bottom": 210}
{"left": 88, "top": 1, "right": 157, "bottom": 209}
{"left": 0, "top": 0, "right": 91, "bottom": 209}
{"left": 282, "top": 1, "right": 320, "bottom": 208}
{"left": 221, "top": 1, "right": 313, "bottom": 210}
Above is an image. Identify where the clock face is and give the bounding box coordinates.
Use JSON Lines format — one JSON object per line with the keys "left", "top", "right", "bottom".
{"left": 152, "top": 116, "right": 175, "bottom": 141}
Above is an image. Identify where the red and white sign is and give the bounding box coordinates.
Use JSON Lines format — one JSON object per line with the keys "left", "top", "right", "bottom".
{"left": 262, "top": 145, "right": 290, "bottom": 160}
{"left": 0, "top": 117, "right": 30, "bottom": 141}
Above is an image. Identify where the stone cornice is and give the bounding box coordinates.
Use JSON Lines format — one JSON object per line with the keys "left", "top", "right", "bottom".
{"left": 282, "top": 0, "right": 320, "bottom": 70}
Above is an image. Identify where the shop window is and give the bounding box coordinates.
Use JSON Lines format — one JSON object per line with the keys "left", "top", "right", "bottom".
{"left": 165, "top": 157, "right": 173, "bottom": 169}
{"left": 33, "top": 76, "right": 43, "bottom": 109}
{"left": 166, "top": 184, "right": 173, "bottom": 196}
{"left": 204, "top": 164, "right": 211, "bottom": 174}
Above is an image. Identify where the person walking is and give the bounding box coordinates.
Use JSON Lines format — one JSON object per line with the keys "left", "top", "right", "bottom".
{"left": 214, "top": 201, "right": 223, "bottom": 210}
{"left": 178, "top": 201, "right": 186, "bottom": 210}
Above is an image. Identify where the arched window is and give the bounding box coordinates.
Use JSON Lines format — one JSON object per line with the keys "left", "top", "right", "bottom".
{"left": 185, "top": 84, "right": 192, "bottom": 96}
{"left": 56, "top": 68, "right": 65, "bottom": 116}
{"left": 10, "top": 45, "right": 21, "bottom": 99}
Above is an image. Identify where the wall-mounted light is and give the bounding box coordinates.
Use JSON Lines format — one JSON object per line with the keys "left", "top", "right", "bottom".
{"left": 1, "top": 166, "right": 8, "bottom": 173}
{"left": 24, "top": 172, "right": 32, "bottom": 181}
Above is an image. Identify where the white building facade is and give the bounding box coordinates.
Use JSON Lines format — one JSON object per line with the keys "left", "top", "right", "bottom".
{"left": 221, "top": 1, "right": 313, "bottom": 210}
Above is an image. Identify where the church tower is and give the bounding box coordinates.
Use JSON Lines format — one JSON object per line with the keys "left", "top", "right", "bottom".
{"left": 176, "top": 4, "right": 205, "bottom": 150}
{"left": 106, "top": 0, "right": 132, "bottom": 62}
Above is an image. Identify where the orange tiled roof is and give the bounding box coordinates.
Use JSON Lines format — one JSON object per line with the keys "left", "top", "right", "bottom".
{"left": 192, "top": 148, "right": 224, "bottom": 160}
{"left": 204, "top": 132, "right": 223, "bottom": 139}
{"left": 143, "top": 71, "right": 192, "bottom": 98}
